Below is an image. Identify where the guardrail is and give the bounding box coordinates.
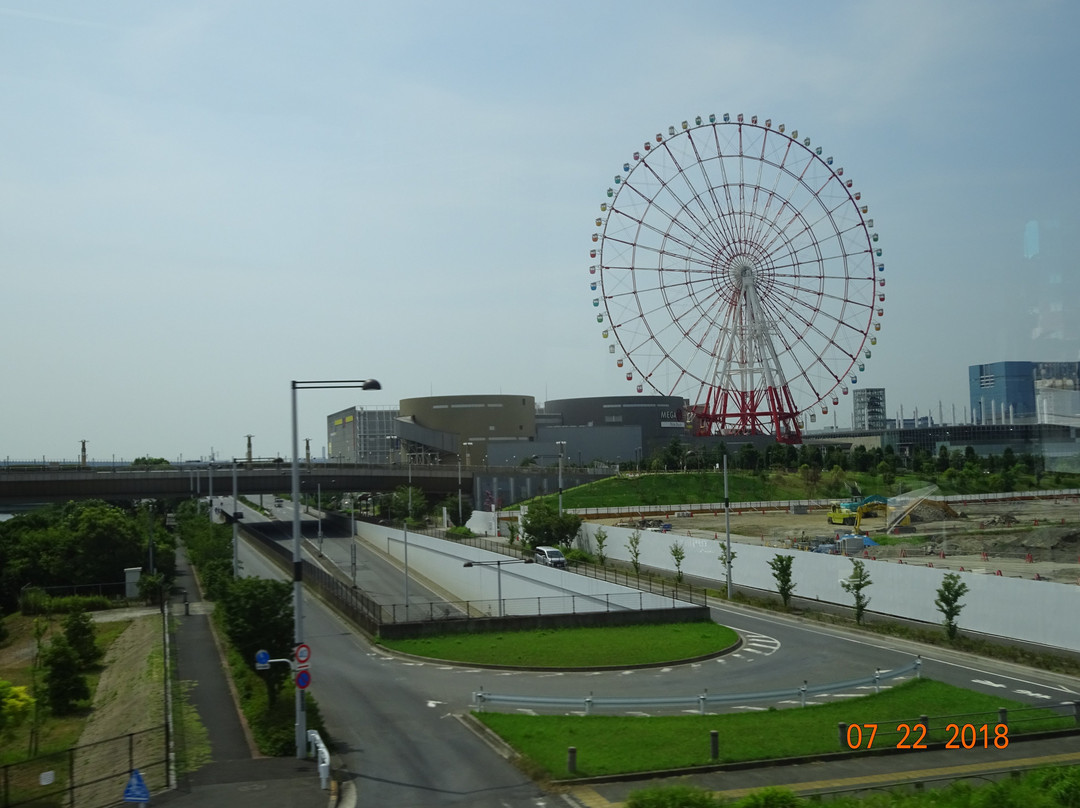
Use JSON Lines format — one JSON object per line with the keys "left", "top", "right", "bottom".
{"left": 472, "top": 658, "right": 923, "bottom": 714}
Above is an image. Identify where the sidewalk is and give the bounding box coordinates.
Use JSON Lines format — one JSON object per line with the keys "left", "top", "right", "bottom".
{"left": 159, "top": 545, "right": 332, "bottom": 808}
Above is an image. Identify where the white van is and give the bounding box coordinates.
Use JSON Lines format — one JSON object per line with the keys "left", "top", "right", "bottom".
{"left": 533, "top": 546, "right": 567, "bottom": 568}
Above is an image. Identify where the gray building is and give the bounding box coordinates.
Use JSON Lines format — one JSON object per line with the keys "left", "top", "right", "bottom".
{"left": 852, "top": 388, "right": 887, "bottom": 430}
{"left": 327, "top": 406, "right": 399, "bottom": 464}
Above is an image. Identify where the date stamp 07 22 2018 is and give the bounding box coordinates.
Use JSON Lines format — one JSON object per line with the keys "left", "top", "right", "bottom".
{"left": 844, "top": 722, "right": 1010, "bottom": 750}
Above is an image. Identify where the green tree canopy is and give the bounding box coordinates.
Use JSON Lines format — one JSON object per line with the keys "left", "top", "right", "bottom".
{"left": 520, "top": 500, "right": 582, "bottom": 549}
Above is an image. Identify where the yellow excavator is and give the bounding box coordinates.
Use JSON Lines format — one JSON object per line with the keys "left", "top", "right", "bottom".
{"left": 827, "top": 501, "right": 870, "bottom": 530}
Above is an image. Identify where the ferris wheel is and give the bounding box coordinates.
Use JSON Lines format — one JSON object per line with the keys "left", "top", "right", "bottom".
{"left": 590, "top": 113, "right": 884, "bottom": 444}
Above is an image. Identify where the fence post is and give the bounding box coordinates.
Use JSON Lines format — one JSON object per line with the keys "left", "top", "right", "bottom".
{"left": 998, "top": 707, "right": 1008, "bottom": 728}
{"left": 838, "top": 723, "right": 848, "bottom": 748}
{"left": 919, "top": 715, "right": 929, "bottom": 735}
{"left": 710, "top": 730, "right": 719, "bottom": 761}
{"left": 69, "top": 747, "right": 76, "bottom": 808}
{"left": 567, "top": 747, "right": 577, "bottom": 774}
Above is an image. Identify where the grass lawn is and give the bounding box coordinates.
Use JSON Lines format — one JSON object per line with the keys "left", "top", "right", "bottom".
{"left": 0, "top": 616, "right": 131, "bottom": 766}
{"left": 377, "top": 622, "right": 739, "bottom": 667}
{"left": 475, "top": 678, "right": 1074, "bottom": 780}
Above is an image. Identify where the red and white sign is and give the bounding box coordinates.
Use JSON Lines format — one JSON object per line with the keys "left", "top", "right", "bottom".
{"left": 294, "top": 643, "right": 311, "bottom": 666}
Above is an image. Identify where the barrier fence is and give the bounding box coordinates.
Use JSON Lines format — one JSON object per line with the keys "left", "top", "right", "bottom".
{"left": 1, "top": 726, "right": 167, "bottom": 808}
{"left": 473, "top": 659, "right": 924, "bottom": 714}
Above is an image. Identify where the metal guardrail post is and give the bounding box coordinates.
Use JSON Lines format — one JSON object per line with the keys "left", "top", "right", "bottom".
{"left": 838, "top": 722, "right": 847, "bottom": 748}
{"left": 710, "top": 730, "right": 719, "bottom": 760}
{"left": 998, "top": 707, "right": 1008, "bottom": 728}
{"left": 567, "top": 747, "right": 577, "bottom": 774}
{"left": 307, "top": 730, "right": 331, "bottom": 789}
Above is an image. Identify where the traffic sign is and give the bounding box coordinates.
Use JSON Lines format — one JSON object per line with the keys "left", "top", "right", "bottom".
{"left": 294, "top": 643, "right": 311, "bottom": 665}
{"left": 295, "top": 669, "right": 311, "bottom": 689}
{"left": 123, "top": 769, "right": 150, "bottom": 803}
{"left": 254, "top": 649, "right": 270, "bottom": 671}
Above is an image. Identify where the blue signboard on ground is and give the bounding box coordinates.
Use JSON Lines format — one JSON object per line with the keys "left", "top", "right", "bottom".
{"left": 123, "top": 769, "right": 150, "bottom": 803}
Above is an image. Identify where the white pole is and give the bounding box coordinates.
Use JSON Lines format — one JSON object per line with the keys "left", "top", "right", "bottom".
{"left": 232, "top": 462, "right": 239, "bottom": 577}
{"left": 724, "top": 455, "right": 732, "bottom": 599}
{"left": 290, "top": 382, "right": 306, "bottom": 759}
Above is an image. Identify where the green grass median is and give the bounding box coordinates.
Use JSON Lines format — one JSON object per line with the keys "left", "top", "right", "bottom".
{"left": 378, "top": 622, "right": 739, "bottom": 667}
{"left": 475, "top": 679, "right": 1075, "bottom": 780}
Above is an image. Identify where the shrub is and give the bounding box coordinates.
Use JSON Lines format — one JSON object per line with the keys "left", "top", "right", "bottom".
{"left": 62, "top": 609, "right": 102, "bottom": 667}
{"left": 19, "top": 590, "right": 112, "bottom": 616}
{"left": 42, "top": 635, "right": 90, "bottom": 714}
{"left": 626, "top": 785, "right": 723, "bottom": 808}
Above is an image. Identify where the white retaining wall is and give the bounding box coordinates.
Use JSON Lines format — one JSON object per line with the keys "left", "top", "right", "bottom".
{"left": 578, "top": 522, "right": 1080, "bottom": 652}
{"left": 357, "top": 523, "right": 675, "bottom": 612}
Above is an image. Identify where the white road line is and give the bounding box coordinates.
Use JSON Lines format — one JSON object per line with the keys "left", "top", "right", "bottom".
{"left": 1014, "top": 689, "right": 1053, "bottom": 700}
{"left": 972, "top": 678, "right": 1007, "bottom": 688}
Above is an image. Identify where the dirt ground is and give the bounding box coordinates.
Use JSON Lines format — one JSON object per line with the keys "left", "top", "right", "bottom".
{"left": 593, "top": 495, "right": 1080, "bottom": 585}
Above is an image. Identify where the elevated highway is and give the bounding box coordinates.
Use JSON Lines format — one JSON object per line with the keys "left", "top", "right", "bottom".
{"left": 0, "top": 462, "right": 609, "bottom": 508}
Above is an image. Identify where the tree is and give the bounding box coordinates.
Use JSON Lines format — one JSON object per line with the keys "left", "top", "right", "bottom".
{"left": 520, "top": 500, "right": 582, "bottom": 549}
{"left": 669, "top": 541, "right": 686, "bottom": 583}
{"left": 41, "top": 636, "right": 90, "bottom": 715}
{"left": 627, "top": 530, "right": 642, "bottom": 576}
{"left": 440, "top": 494, "right": 473, "bottom": 528}
{"left": 798, "top": 464, "right": 822, "bottom": 498}
{"left": 935, "top": 572, "right": 970, "bottom": 640}
{"left": 220, "top": 578, "right": 293, "bottom": 705}
{"left": 767, "top": 555, "right": 796, "bottom": 609}
{"left": 389, "top": 486, "right": 427, "bottom": 525}
{"left": 718, "top": 544, "right": 736, "bottom": 591}
{"left": 0, "top": 680, "right": 33, "bottom": 738}
{"left": 62, "top": 609, "right": 102, "bottom": 668}
{"left": 593, "top": 527, "right": 608, "bottom": 565}
{"left": 841, "top": 559, "right": 873, "bottom": 624}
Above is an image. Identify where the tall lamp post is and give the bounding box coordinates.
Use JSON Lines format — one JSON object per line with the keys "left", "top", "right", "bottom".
{"left": 555, "top": 440, "right": 567, "bottom": 516}
{"left": 291, "top": 378, "right": 380, "bottom": 759}
{"left": 462, "top": 558, "right": 533, "bottom": 617}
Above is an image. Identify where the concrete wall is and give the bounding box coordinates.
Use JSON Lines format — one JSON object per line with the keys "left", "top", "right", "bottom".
{"left": 357, "top": 522, "right": 680, "bottom": 613}
{"left": 577, "top": 523, "right": 1080, "bottom": 652}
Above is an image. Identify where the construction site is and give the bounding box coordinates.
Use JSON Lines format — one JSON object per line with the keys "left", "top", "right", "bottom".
{"left": 594, "top": 490, "right": 1080, "bottom": 586}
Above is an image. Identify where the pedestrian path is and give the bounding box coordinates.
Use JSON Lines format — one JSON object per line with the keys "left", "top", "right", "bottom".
{"left": 155, "top": 545, "right": 330, "bottom": 808}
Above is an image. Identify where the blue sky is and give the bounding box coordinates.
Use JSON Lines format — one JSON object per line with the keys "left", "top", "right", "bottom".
{"left": 2, "top": 1, "right": 1077, "bottom": 462}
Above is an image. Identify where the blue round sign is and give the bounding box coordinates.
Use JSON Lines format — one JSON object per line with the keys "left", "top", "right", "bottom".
{"left": 295, "top": 670, "right": 311, "bottom": 689}
{"left": 255, "top": 649, "right": 270, "bottom": 665}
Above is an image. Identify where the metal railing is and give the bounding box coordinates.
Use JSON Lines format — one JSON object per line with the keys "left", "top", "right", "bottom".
{"left": 1, "top": 726, "right": 167, "bottom": 808}
{"left": 473, "top": 659, "right": 923, "bottom": 714}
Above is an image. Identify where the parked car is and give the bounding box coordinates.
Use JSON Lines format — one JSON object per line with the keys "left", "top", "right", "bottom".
{"left": 533, "top": 545, "right": 567, "bottom": 568}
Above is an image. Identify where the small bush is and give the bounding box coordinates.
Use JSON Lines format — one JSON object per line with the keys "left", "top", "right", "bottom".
{"left": 626, "top": 785, "right": 723, "bottom": 808}
{"left": 42, "top": 635, "right": 91, "bottom": 715}
{"left": 19, "top": 590, "right": 112, "bottom": 616}
{"left": 62, "top": 609, "right": 102, "bottom": 667}
{"left": 736, "top": 787, "right": 802, "bottom": 807}
{"left": 446, "top": 526, "right": 475, "bottom": 539}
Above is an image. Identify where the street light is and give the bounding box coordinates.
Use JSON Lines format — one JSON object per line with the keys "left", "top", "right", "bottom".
{"left": 462, "top": 558, "right": 534, "bottom": 617}
{"left": 291, "top": 378, "right": 380, "bottom": 759}
{"left": 555, "top": 440, "right": 567, "bottom": 516}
